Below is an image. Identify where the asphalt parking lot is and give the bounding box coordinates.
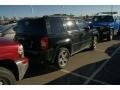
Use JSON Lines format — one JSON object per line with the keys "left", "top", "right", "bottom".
{"left": 17, "top": 38, "right": 120, "bottom": 85}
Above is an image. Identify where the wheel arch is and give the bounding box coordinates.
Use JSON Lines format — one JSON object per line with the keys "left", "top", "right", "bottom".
{"left": 51, "top": 42, "right": 71, "bottom": 63}
{"left": 0, "top": 60, "right": 19, "bottom": 81}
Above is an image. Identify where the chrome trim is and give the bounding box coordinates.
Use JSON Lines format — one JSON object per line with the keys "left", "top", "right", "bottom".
{"left": 16, "top": 59, "right": 28, "bottom": 80}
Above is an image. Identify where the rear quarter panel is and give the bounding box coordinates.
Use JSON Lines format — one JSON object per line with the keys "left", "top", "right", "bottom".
{"left": 0, "top": 44, "right": 19, "bottom": 61}
{"left": 47, "top": 33, "right": 71, "bottom": 62}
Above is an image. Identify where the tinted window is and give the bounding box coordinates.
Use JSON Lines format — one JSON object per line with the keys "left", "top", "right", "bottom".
{"left": 93, "top": 16, "right": 114, "bottom": 22}
{"left": 48, "top": 18, "right": 64, "bottom": 34}
{"left": 16, "top": 18, "right": 46, "bottom": 35}
{"left": 77, "top": 20, "right": 88, "bottom": 29}
{"left": 65, "top": 20, "right": 78, "bottom": 30}
{"left": 115, "top": 16, "right": 120, "bottom": 22}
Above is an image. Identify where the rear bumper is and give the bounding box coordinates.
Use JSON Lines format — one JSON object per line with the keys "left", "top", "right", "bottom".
{"left": 16, "top": 58, "right": 28, "bottom": 80}
{"left": 24, "top": 49, "right": 53, "bottom": 63}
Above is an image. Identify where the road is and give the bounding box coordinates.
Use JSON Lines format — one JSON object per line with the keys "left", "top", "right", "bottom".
{"left": 17, "top": 38, "right": 120, "bottom": 85}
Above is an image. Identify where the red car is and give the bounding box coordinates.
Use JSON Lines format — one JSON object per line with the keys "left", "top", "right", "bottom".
{"left": 0, "top": 37, "right": 28, "bottom": 85}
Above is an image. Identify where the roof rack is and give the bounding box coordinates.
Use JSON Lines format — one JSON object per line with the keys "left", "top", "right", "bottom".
{"left": 96, "top": 12, "right": 118, "bottom": 16}
{"left": 47, "top": 14, "right": 75, "bottom": 17}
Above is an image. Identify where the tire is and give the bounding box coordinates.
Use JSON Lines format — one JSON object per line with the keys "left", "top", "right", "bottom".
{"left": 117, "top": 32, "right": 119, "bottom": 36}
{"left": 90, "top": 36, "right": 97, "bottom": 50}
{"left": 107, "top": 30, "right": 113, "bottom": 41}
{"left": 98, "top": 32, "right": 103, "bottom": 42}
{"left": 0, "top": 67, "right": 16, "bottom": 85}
{"left": 55, "top": 48, "right": 70, "bottom": 69}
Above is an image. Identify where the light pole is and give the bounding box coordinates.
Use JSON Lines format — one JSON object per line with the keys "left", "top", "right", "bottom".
{"left": 111, "top": 5, "right": 113, "bottom": 15}
{"left": 30, "top": 5, "right": 34, "bottom": 17}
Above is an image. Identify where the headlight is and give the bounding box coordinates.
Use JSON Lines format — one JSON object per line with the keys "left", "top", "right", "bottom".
{"left": 18, "top": 44, "right": 24, "bottom": 58}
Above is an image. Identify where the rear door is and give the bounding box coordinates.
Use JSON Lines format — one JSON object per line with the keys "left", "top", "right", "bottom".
{"left": 64, "top": 19, "right": 82, "bottom": 53}
{"left": 16, "top": 18, "right": 47, "bottom": 50}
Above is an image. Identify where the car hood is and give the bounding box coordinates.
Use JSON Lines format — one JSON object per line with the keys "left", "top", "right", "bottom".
{"left": 92, "top": 22, "right": 113, "bottom": 27}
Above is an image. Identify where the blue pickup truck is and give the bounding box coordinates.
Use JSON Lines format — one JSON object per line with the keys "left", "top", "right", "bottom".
{"left": 90, "top": 12, "right": 120, "bottom": 41}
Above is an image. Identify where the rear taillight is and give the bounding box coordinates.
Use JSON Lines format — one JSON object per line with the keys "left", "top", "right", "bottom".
{"left": 18, "top": 44, "right": 24, "bottom": 58}
{"left": 40, "top": 36, "right": 48, "bottom": 50}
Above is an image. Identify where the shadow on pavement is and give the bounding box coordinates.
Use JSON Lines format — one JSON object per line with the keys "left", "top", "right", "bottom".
{"left": 23, "top": 62, "right": 58, "bottom": 79}
{"left": 46, "top": 43, "right": 120, "bottom": 85}
{"left": 105, "top": 42, "right": 120, "bottom": 56}
{"left": 104, "top": 42, "right": 120, "bottom": 77}
{"left": 23, "top": 47, "right": 95, "bottom": 80}
{"left": 46, "top": 60, "right": 106, "bottom": 85}
{"left": 23, "top": 41, "right": 120, "bottom": 85}
{"left": 97, "top": 42, "right": 120, "bottom": 84}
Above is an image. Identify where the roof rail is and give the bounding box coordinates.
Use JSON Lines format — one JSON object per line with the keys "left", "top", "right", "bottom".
{"left": 96, "top": 12, "right": 118, "bottom": 16}
{"left": 48, "top": 14, "right": 75, "bottom": 17}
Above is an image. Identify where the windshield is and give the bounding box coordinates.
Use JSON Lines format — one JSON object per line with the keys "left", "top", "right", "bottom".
{"left": 93, "top": 16, "right": 114, "bottom": 22}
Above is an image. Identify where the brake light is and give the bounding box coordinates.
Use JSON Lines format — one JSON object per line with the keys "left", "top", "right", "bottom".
{"left": 18, "top": 44, "right": 24, "bottom": 58}
{"left": 40, "top": 36, "right": 48, "bottom": 50}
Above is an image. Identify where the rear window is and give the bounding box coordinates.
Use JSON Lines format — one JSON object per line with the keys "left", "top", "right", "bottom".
{"left": 16, "top": 18, "right": 47, "bottom": 35}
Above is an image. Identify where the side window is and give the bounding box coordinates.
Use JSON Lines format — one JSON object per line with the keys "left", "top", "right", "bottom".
{"left": 48, "top": 18, "right": 64, "bottom": 34}
{"left": 77, "top": 20, "right": 88, "bottom": 29}
{"left": 115, "top": 16, "right": 120, "bottom": 22}
{"left": 65, "top": 20, "right": 78, "bottom": 31}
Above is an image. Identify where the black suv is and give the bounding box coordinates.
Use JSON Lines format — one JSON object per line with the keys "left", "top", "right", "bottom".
{"left": 15, "top": 15, "right": 97, "bottom": 69}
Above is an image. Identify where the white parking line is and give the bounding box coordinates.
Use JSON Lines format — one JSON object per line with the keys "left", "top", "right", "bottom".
{"left": 49, "top": 66, "right": 110, "bottom": 84}
{"left": 83, "top": 46, "right": 120, "bottom": 85}
{"left": 60, "top": 69, "right": 110, "bottom": 85}
{"left": 60, "top": 69, "right": 88, "bottom": 79}
{"left": 48, "top": 45, "right": 119, "bottom": 85}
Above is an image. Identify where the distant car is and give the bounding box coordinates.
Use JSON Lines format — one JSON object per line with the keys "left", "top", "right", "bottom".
{"left": 0, "top": 37, "right": 28, "bottom": 85}
{"left": 0, "top": 23, "right": 16, "bottom": 39}
{"left": 90, "top": 12, "right": 120, "bottom": 41}
{"left": 15, "top": 15, "right": 98, "bottom": 69}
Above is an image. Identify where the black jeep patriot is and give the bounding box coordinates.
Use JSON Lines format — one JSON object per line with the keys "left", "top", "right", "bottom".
{"left": 15, "top": 14, "right": 98, "bottom": 69}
